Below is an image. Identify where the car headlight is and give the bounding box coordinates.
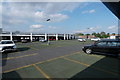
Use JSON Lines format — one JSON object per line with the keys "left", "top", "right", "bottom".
{"left": 13, "top": 45, "right": 16, "bottom": 48}
{"left": 82, "top": 46, "right": 84, "bottom": 49}
{"left": 0, "top": 46, "right": 3, "bottom": 50}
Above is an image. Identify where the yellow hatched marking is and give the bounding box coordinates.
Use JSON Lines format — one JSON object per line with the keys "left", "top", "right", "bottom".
{"left": 63, "top": 57, "right": 119, "bottom": 76}
{"left": 2, "top": 53, "right": 38, "bottom": 60}
{"left": 33, "top": 64, "right": 52, "bottom": 80}
{"left": 3, "top": 65, "right": 32, "bottom": 73}
{"left": 3, "top": 51, "right": 80, "bottom": 73}
{"left": 63, "top": 57, "right": 90, "bottom": 67}
{"left": 35, "top": 51, "right": 80, "bottom": 65}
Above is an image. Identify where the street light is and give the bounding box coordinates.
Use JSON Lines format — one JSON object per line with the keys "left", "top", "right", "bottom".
{"left": 87, "top": 28, "right": 90, "bottom": 39}
{"left": 46, "top": 19, "right": 51, "bottom": 45}
{"left": 47, "top": 19, "right": 50, "bottom": 21}
{"left": 47, "top": 34, "right": 50, "bottom": 45}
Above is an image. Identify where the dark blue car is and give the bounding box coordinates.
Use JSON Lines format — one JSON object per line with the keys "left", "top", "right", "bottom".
{"left": 82, "top": 39, "right": 120, "bottom": 57}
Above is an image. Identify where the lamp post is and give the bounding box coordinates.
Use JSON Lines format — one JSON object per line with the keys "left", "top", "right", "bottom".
{"left": 47, "top": 34, "right": 50, "bottom": 45}
{"left": 87, "top": 28, "right": 90, "bottom": 39}
{"left": 47, "top": 19, "right": 51, "bottom": 45}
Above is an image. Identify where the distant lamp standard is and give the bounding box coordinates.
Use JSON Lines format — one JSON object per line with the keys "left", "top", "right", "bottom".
{"left": 87, "top": 28, "right": 90, "bottom": 39}
{"left": 47, "top": 34, "right": 50, "bottom": 45}
{"left": 46, "top": 19, "right": 51, "bottom": 45}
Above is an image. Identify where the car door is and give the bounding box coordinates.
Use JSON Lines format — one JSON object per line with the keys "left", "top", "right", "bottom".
{"left": 107, "top": 41, "right": 120, "bottom": 54}
{"left": 92, "top": 41, "right": 107, "bottom": 53}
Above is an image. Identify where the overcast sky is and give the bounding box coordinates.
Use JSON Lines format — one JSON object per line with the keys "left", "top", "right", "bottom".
{"left": 1, "top": 1, "right": 118, "bottom": 34}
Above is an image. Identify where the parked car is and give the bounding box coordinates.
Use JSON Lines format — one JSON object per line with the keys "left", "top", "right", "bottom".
{"left": 49, "top": 39, "right": 56, "bottom": 41}
{"left": 32, "top": 39, "right": 36, "bottom": 42}
{"left": 91, "top": 38, "right": 101, "bottom": 41}
{"left": 82, "top": 39, "right": 120, "bottom": 57}
{"left": 13, "top": 40, "right": 19, "bottom": 43}
{"left": 21, "top": 40, "right": 28, "bottom": 43}
{"left": 78, "top": 38, "right": 86, "bottom": 42}
{"left": 0, "top": 40, "right": 17, "bottom": 53}
{"left": 39, "top": 39, "right": 47, "bottom": 42}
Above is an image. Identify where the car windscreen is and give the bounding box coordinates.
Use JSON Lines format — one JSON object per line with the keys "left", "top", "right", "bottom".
{"left": 0, "top": 41, "right": 13, "bottom": 44}
{"left": 94, "top": 38, "right": 98, "bottom": 39}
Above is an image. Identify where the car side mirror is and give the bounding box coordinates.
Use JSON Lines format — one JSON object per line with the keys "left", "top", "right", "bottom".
{"left": 94, "top": 41, "right": 98, "bottom": 46}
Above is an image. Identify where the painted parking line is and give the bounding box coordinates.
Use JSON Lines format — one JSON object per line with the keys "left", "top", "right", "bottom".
{"left": 8, "top": 49, "right": 37, "bottom": 55}
{"left": 87, "top": 54, "right": 105, "bottom": 58}
{"left": 35, "top": 51, "right": 80, "bottom": 65}
{"left": 63, "top": 57, "right": 90, "bottom": 67}
{"left": 3, "top": 51, "right": 81, "bottom": 73}
{"left": 2, "top": 51, "right": 107, "bottom": 73}
{"left": 8, "top": 47, "right": 40, "bottom": 55}
{"left": 3, "top": 65, "right": 32, "bottom": 73}
{"left": 2, "top": 53, "right": 38, "bottom": 60}
{"left": 63, "top": 57, "right": 119, "bottom": 76}
{"left": 33, "top": 64, "right": 52, "bottom": 80}
{"left": 9, "top": 45, "right": 62, "bottom": 55}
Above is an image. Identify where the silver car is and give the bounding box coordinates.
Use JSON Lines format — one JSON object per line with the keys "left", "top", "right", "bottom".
{"left": 0, "top": 40, "right": 17, "bottom": 53}
{"left": 78, "top": 38, "right": 86, "bottom": 42}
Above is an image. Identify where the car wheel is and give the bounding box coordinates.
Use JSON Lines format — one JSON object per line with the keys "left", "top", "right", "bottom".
{"left": 85, "top": 48, "right": 92, "bottom": 54}
{"left": 118, "top": 54, "right": 120, "bottom": 57}
{"left": 1, "top": 49, "right": 5, "bottom": 53}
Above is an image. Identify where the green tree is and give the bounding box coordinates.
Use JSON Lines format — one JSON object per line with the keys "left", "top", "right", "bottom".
{"left": 100, "top": 31, "right": 106, "bottom": 36}
{"left": 92, "top": 32, "right": 97, "bottom": 37}
{"left": 85, "top": 34, "right": 90, "bottom": 35}
{"left": 13, "top": 31, "right": 21, "bottom": 34}
{"left": 100, "top": 32, "right": 109, "bottom": 38}
{"left": 112, "top": 33, "right": 116, "bottom": 35}
{"left": 106, "top": 33, "right": 110, "bottom": 37}
{"left": 78, "top": 33, "right": 84, "bottom": 36}
{"left": 92, "top": 32, "right": 96, "bottom": 35}
{"left": 96, "top": 33, "right": 101, "bottom": 38}
{"left": 85, "top": 34, "right": 90, "bottom": 38}
{"left": 75, "top": 33, "right": 84, "bottom": 37}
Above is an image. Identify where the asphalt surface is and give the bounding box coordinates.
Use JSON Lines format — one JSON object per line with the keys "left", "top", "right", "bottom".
{"left": 1, "top": 40, "right": 120, "bottom": 79}
{"left": 2, "top": 40, "right": 90, "bottom": 72}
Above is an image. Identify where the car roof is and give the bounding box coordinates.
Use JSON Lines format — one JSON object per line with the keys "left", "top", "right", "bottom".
{"left": 100, "top": 39, "right": 120, "bottom": 42}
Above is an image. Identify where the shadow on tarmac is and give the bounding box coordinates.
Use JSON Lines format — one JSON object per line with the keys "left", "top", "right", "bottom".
{"left": 2, "top": 71, "right": 22, "bottom": 80}
{"left": 17, "top": 47, "right": 30, "bottom": 52}
{"left": 2, "top": 47, "right": 30, "bottom": 66}
{"left": 2, "top": 53, "right": 9, "bottom": 66}
{"left": 69, "top": 56, "right": 120, "bottom": 80}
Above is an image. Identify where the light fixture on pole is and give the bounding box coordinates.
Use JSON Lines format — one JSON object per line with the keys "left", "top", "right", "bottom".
{"left": 87, "top": 28, "right": 90, "bottom": 39}
{"left": 46, "top": 19, "right": 51, "bottom": 45}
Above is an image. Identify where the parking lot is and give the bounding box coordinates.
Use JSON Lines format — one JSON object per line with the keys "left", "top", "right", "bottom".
{"left": 1, "top": 40, "right": 120, "bottom": 79}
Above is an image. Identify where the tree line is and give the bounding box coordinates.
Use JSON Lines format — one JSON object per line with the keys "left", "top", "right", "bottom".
{"left": 76, "top": 31, "right": 116, "bottom": 38}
